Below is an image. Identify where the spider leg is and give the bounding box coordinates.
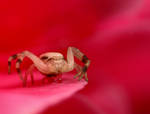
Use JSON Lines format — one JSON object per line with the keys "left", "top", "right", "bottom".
{"left": 8, "top": 54, "right": 17, "bottom": 74}
{"left": 17, "top": 51, "right": 54, "bottom": 74}
{"left": 71, "top": 47, "right": 90, "bottom": 70}
{"left": 66, "top": 47, "right": 75, "bottom": 71}
{"left": 74, "top": 63, "right": 88, "bottom": 80}
{"left": 74, "top": 63, "right": 82, "bottom": 73}
{"left": 30, "top": 71, "right": 34, "bottom": 85}
{"left": 8, "top": 54, "right": 25, "bottom": 86}
{"left": 25, "top": 64, "right": 35, "bottom": 86}
{"left": 67, "top": 47, "right": 90, "bottom": 81}
{"left": 22, "top": 51, "right": 51, "bottom": 73}
{"left": 8, "top": 51, "right": 53, "bottom": 86}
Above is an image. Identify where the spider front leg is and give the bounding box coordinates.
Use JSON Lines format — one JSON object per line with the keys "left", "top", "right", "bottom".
{"left": 8, "top": 51, "right": 52, "bottom": 86}
{"left": 8, "top": 53, "right": 25, "bottom": 85}
{"left": 67, "top": 47, "right": 91, "bottom": 82}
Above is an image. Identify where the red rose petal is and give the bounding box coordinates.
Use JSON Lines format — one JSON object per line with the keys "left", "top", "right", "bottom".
{"left": 0, "top": 72, "right": 87, "bottom": 114}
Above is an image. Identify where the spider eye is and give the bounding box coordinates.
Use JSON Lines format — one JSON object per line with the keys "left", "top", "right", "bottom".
{"left": 40, "top": 56, "right": 48, "bottom": 60}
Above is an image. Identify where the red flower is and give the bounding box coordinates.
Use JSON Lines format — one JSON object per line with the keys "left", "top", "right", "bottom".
{"left": 0, "top": 0, "right": 150, "bottom": 114}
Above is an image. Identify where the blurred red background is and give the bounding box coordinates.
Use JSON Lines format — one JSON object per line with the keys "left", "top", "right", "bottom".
{"left": 0, "top": 0, "right": 150, "bottom": 114}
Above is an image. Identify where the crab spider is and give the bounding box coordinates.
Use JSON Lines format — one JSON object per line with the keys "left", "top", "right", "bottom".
{"left": 8, "top": 47, "right": 91, "bottom": 86}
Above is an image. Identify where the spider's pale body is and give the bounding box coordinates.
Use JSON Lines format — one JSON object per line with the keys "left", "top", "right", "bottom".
{"left": 8, "top": 47, "right": 90, "bottom": 86}
{"left": 40, "top": 52, "right": 68, "bottom": 74}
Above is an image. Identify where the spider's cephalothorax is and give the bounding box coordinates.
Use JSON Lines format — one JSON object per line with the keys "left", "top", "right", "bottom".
{"left": 8, "top": 47, "right": 91, "bottom": 86}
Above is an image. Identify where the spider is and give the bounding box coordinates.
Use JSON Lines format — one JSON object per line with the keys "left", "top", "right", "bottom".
{"left": 8, "top": 47, "right": 91, "bottom": 86}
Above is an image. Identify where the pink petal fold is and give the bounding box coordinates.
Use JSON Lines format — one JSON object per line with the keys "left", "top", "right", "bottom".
{"left": 0, "top": 72, "right": 87, "bottom": 114}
